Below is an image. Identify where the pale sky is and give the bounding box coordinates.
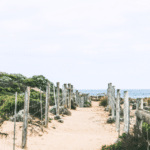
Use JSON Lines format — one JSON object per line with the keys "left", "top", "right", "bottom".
{"left": 0, "top": 0, "right": 150, "bottom": 89}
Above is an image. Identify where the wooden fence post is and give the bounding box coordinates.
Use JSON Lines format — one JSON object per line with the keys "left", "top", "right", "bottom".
{"left": 40, "top": 87, "right": 43, "bottom": 131}
{"left": 22, "top": 86, "right": 30, "bottom": 149}
{"left": 27, "top": 87, "right": 30, "bottom": 113}
{"left": 68, "top": 83, "right": 71, "bottom": 109}
{"left": 111, "top": 86, "right": 115, "bottom": 117}
{"left": 108, "top": 83, "right": 113, "bottom": 112}
{"left": 81, "top": 96, "right": 83, "bottom": 107}
{"left": 123, "top": 91, "right": 130, "bottom": 134}
{"left": 66, "top": 85, "right": 69, "bottom": 108}
{"left": 107, "top": 83, "right": 110, "bottom": 107}
{"left": 116, "top": 89, "right": 120, "bottom": 138}
{"left": 56, "top": 82, "right": 60, "bottom": 116}
{"left": 79, "top": 95, "right": 81, "bottom": 107}
{"left": 64, "top": 84, "right": 67, "bottom": 107}
{"left": 45, "top": 82, "right": 50, "bottom": 127}
{"left": 13, "top": 92, "right": 17, "bottom": 150}
{"left": 77, "top": 91, "right": 79, "bottom": 105}
{"left": 76, "top": 90, "right": 78, "bottom": 104}
{"left": 71, "top": 85, "right": 73, "bottom": 101}
{"left": 136, "top": 98, "right": 143, "bottom": 133}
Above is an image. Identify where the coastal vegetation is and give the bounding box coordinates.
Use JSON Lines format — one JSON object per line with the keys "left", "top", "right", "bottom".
{"left": 0, "top": 72, "right": 58, "bottom": 120}
{"left": 99, "top": 97, "right": 108, "bottom": 107}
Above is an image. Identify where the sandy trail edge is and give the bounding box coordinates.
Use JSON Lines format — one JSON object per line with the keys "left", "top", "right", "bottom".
{"left": 0, "top": 101, "right": 136, "bottom": 150}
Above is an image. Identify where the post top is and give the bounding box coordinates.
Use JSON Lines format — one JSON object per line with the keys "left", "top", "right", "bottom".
{"left": 56, "top": 82, "right": 60, "bottom": 85}
{"left": 117, "top": 89, "right": 120, "bottom": 92}
{"left": 124, "top": 91, "right": 128, "bottom": 94}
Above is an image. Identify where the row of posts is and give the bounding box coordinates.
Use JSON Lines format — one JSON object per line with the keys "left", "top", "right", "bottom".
{"left": 21, "top": 83, "right": 50, "bottom": 149}
{"left": 107, "top": 83, "right": 130, "bottom": 137}
{"left": 61, "top": 83, "right": 90, "bottom": 109}
{"left": 21, "top": 82, "right": 90, "bottom": 149}
{"left": 107, "top": 82, "right": 150, "bottom": 150}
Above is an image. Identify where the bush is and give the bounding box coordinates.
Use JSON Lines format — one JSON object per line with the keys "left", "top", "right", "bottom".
{"left": 0, "top": 90, "right": 46, "bottom": 120}
{"left": 101, "top": 127, "right": 149, "bottom": 150}
{"left": 142, "top": 122, "right": 150, "bottom": 140}
{"left": 71, "top": 100, "right": 77, "bottom": 110}
{"left": 0, "top": 94, "right": 24, "bottom": 120}
{"left": 99, "top": 98, "right": 108, "bottom": 107}
{"left": 84, "top": 101, "right": 91, "bottom": 107}
{"left": 50, "top": 95, "right": 55, "bottom": 106}
{"left": 0, "top": 72, "right": 53, "bottom": 93}
{"left": 0, "top": 73, "right": 27, "bottom": 83}
{"left": 107, "top": 117, "right": 115, "bottom": 124}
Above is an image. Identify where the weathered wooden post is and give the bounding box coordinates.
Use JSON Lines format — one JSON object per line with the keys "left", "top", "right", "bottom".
{"left": 108, "top": 83, "right": 112, "bottom": 111}
{"left": 40, "top": 87, "right": 43, "bottom": 131}
{"left": 123, "top": 91, "right": 130, "bottom": 134}
{"left": 68, "top": 83, "right": 71, "bottom": 109}
{"left": 111, "top": 86, "right": 115, "bottom": 117}
{"left": 79, "top": 93, "right": 82, "bottom": 107}
{"left": 81, "top": 96, "right": 84, "bottom": 107}
{"left": 45, "top": 82, "right": 50, "bottom": 127}
{"left": 77, "top": 90, "right": 80, "bottom": 105}
{"left": 22, "top": 86, "right": 30, "bottom": 149}
{"left": 116, "top": 89, "right": 120, "bottom": 138}
{"left": 107, "top": 83, "right": 110, "bottom": 107}
{"left": 27, "top": 87, "right": 30, "bottom": 113}
{"left": 78, "top": 91, "right": 80, "bottom": 105}
{"left": 53, "top": 84, "right": 56, "bottom": 107}
{"left": 66, "top": 85, "right": 69, "bottom": 108}
{"left": 78, "top": 94, "right": 80, "bottom": 107}
{"left": 56, "top": 82, "right": 60, "bottom": 116}
{"left": 139, "top": 98, "right": 143, "bottom": 132}
{"left": 76, "top": 90, "right": 78, "bottom": 104}
{"left": 135, "top": 98, "right": 143, "bottom": 133}
{"left": 64, "top": 84, "right": 67, "bottom": 107}
{"left": 13, "top": 92, "right": 17, "bottom": 150}
{"left": 71, "top": 85, "right": 73, "bottom": 102}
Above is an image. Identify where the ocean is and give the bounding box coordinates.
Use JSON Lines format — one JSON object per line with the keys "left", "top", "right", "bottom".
{"left": 77, "top": 89, "right": 150, "bottom": 99}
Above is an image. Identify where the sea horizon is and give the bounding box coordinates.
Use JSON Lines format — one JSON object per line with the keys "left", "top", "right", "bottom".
{"left": 77, "top": 89, "right": 150, "bottom": 98}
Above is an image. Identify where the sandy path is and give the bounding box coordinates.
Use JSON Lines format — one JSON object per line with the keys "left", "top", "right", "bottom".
{"left": 0, "top": 101, "right": 136, "bottom": 150}
{"left": 27, "top": 101, "right": 122, "bottom": 150}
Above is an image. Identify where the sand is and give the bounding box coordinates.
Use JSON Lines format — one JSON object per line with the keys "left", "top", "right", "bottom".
{"left": 0, "top": 101, "right": 136, "bottom": 150}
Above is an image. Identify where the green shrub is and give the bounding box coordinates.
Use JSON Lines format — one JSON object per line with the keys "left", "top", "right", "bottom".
{"left": 0, "top": 90, "right": 47, "bottom": 120}
{"left": 0, "top": 72, "right": 56, "bottom": 119}
{"left": 102, "top": 141, "right": 122, "bottom": 150}
{"left": 0, "top": 72, "right": 53, "bottom": 93}
{"left": 101, "top": 128, "right": 149, "bottom": 150}
{"left": 142, "top": 122, "right": 150, "bottom": 140}
{"left": 119, "top": 133, "right": 127, "bottom": 139}
{"left": 0, "top": 94, "right": 24, "bottom": 120}
{"left": 100, "top": 98, "right": 108, "bottom": 107}
{"left": 84, "top": 101, "right": 91, "bottom": 107}
{"left": 50, "top": 95, "right": 55, "bottom": 106}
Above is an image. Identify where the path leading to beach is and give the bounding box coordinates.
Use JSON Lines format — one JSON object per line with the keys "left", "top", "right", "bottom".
{"left": 27, "top": 101, "right": 123, "bottom": 150}
{"left": 0, "top": 101, "right": 136, "bottom": 150}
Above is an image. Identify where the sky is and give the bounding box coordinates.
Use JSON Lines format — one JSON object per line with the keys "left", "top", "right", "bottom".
{"left": 0, "top": 0, "right": 150, "bottom": 90}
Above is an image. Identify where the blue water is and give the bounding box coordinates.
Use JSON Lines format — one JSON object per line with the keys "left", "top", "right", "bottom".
{"left": 77, "top": 89, "right": 150, "bottom": 99}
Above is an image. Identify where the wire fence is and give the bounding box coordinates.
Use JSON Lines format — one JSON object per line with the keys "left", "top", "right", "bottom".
{"left": 0, "top": 80, "right": 91, "bottom": 150}
{"left": 0, "top": 82, "right": 49, "bottom": 150}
